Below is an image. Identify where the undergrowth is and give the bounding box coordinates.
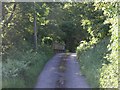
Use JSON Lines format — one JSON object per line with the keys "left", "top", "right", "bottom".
{"left": 76, "top": 6, "right": 118, "bottom": 88}
{"left": 77, "top": 36, "right": 118, "bottom": 88}
{"left": 77, "top": 31, "right": 118, "bottom": 88}
{"left": 2, "top": 48, "right": 53, "bottom": 88}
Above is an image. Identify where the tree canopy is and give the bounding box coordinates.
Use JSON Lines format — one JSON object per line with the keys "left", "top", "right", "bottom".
{"left": 2, "top": 2, "right": 116, "bottom": 53}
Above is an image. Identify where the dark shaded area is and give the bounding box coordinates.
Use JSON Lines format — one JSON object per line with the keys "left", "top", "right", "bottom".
{"left": 2, "top": 2, "right": 111, "bottom": 55}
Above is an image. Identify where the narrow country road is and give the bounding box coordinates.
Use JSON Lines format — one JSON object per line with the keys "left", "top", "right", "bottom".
{"left": 35, "top": 53, "right": 90, "bottom": 88}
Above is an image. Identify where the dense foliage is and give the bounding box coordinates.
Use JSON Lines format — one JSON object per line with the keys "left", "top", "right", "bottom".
{"left": 2, "top": 2, "right": 55, "bottom": 88}
{"left": 77, "top": 2, "right": 119, "bottom": 88}
{"left": 2, "top": 50, "right": 53, "bottom": 88}
{"left": 1, "top": 2, "right": 119, "bottom": 88}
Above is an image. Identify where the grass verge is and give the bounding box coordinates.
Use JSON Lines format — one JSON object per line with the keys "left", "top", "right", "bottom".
{"left": 2, "top": 50, "right": 53, "bottom": 88}
{"left": 76, "top": 37, "right": 118, "bottom": 88}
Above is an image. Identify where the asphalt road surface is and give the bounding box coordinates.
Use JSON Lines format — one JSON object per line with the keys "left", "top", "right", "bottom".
{"left": 35, "top": 53, "right": 90, "bottom": 88}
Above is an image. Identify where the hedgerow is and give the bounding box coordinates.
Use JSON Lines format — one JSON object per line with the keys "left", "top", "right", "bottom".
{"left": 76, "top": 3, "right": 119, "bottom": 88}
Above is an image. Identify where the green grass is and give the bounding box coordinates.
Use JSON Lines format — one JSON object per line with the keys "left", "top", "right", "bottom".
{"left": 77, "top": 37, "right": 118, "bottom": 88}
{"left": 2, "top": 77, "right": 26, "bottom": 88}
{"left": 2, "top": 50, "right": 53, "bottom": 88}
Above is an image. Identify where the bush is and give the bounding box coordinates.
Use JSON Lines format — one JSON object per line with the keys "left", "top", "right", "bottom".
{"left": 99, "top": 16, "right": 118, "bottom": 88}
{"left": 77, "top": 34, "right": 118, "bottom": 88}
{"left": 2, "top": 49, "right": 53, "bottom": 88}
{"left": 76, "top": 5, "right": 118, "bottom": 87}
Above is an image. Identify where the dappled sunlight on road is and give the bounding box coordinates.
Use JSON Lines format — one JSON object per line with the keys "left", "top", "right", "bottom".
{"left": 71, "top": 54, "right": 76, "bottom": 57}
{"left": 35, "top": 53, "right": 90, "bottom": 88}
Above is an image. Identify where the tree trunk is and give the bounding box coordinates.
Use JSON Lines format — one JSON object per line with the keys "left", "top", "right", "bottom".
{"left": 33, "top": 2, "right": 37, "bottom": 51}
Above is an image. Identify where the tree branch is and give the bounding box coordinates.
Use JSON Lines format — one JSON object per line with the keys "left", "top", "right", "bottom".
{"left": 3, "top": 3, "right": 17, "bottom": 28}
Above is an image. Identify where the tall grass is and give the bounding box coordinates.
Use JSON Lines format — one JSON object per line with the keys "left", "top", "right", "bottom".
{"left": 77, "top": 37, "right": 118, "bottom": 88}
{"left": 2, "top": 49, "right": 53, "bottom": 88}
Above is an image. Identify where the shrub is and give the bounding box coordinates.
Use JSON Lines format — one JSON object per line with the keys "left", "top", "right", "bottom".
{"left": 77, "top": 37, "right": 110, "bottom": 87}
{"left": 76, "top": 17, "right": 118, "bottom": 88}
{"left": 77, "top": 37, "right": 118, "bottom": 88}
{"left": 2, "top": 49, "right": 53, "bottom": 88}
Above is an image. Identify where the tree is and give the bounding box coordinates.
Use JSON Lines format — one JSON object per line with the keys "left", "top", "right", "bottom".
{"left": 33, "top": 2, "right": 37, "bottom": 51}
